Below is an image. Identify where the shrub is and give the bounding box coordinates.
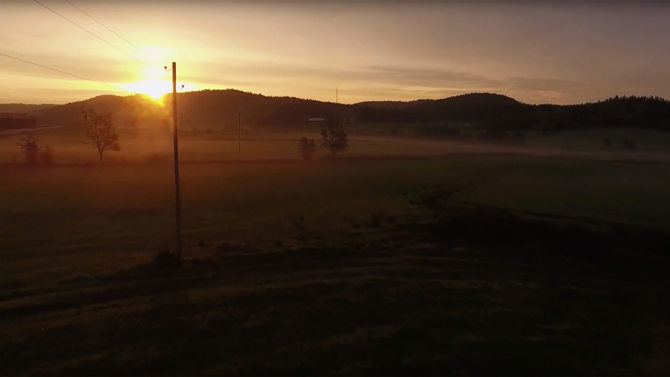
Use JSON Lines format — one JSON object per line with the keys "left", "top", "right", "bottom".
{"left": 18, "top": 134, "right": 41, "bottom": 167}
{"left": 40, "top": 145, "right": 53, "bottom": 165}
{"left": 512, "top": 132, "right": 527, "bottom": 146}
{"left": 298, "top": 137, "right": 317, "bottom": 161}
{"left": 153, "top": 249, "right": 180, "bottom": 269}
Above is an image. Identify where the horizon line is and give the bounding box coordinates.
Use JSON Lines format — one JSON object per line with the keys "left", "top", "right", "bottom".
{"left": 3, "top": 88, "right": 668, "bottom": 108}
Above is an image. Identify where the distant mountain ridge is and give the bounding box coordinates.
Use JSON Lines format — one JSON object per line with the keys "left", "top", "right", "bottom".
{"left": 4, "top": 90, "right": 670, "bottom": 132}
{"left": 0, "top": 103, "right": 56, "bottom": 115}
{"left": 357, "top": 93, "right": 522, "bottom": 109}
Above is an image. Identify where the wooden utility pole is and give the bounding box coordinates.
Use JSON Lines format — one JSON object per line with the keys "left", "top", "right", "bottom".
{"left": 172, "top": 61, "right": 182, "bottom": 260}
{"left": 238, "top": 112, "right": 241, "bottom": 154}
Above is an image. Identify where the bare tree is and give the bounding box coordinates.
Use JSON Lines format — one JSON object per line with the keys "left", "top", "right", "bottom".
{"left": 321, "top": 117, "right": 348, "bottom": 157}
{"left": 82, "top": 108, "right": 120, "bottom": 162}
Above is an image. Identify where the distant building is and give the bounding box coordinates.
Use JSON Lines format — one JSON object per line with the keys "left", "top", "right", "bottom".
{"left": 307, "top": 115, "right": 356, "bottom": 124}
{"left": 0, "top": 113, "right": 36, "bottom": 129}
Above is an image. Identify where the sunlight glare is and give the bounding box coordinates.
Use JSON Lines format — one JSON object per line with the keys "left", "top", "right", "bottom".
{"left": 119, "top": 45, "right": 175, "bottom": 100}
{"left": 123, "top": 79, "right": 172, "bottom": 100}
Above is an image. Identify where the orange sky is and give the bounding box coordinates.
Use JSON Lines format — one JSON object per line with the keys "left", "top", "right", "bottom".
{"left": 2, "top": 1, "right": 670, "bottom": 105}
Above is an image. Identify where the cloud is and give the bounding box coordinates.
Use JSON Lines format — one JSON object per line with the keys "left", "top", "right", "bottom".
{"left": 363, "top": 65, "right": 501, "bottom": 88}
{"left": 505, "top": 76, "right": 584, "bottom": 91}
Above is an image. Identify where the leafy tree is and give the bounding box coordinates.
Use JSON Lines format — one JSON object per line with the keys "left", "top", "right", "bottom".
{"left": 18, "top": 134, "right": 41, "bottom": 167}
{"left": 321, "top": 117, "right": 348, "bottom": 157}
{"left": 82, "top": 108, "right": 120, "bottom": 162}
{"left": 298, "top": 137, "right": 317, "bottom": 160}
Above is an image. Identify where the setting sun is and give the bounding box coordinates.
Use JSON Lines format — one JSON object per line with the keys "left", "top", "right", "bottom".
{"left": 122, "top": 79, "right": 172, "bottom": 100}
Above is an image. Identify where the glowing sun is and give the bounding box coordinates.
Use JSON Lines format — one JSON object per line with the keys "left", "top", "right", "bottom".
{"left": 123, "top": 79, "right": 172, "bottom": 100}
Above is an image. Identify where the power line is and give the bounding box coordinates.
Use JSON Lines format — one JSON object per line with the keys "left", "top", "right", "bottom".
{"left": 0, "top": 51, "right": 123, "bottom": 92}
{"left": 32, "top": 0, "right": 141, "bottom": 63}
{"left": 64, "top": 0, "right": 137, "bottom": 48}
{"left": 1, "top": 52, "right": 91, "bottom": 81}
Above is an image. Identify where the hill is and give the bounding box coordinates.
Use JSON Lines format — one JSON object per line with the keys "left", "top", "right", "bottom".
{"left": 0, "top": 103, "right": 56, "bottom": 115}
{"left": 167, "top": 89, "right": 350, "bottom": 131}
{"left": 29, "top": 94, "right": 170, "bottom": 130}
{"left": 5, "top": 90, "right": 670, "bottom": 132}
{"left": 355, "top": 93, "right": 528, "bottom": 123}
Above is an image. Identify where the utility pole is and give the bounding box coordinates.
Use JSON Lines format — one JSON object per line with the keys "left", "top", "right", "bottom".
{"left": 172, "top": 61, "right": 182, "bottom": 260}
{"left": 238, "top": 111, "right": 241, "bottom": 154}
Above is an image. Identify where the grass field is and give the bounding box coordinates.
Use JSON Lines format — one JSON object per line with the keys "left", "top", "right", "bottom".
{"left": 2, "top": 127, "right": 670, "bottom": 374}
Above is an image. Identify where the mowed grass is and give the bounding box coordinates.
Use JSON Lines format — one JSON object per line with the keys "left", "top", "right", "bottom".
{"left": 2, "top": 133, "right": 670, "bottom": 375}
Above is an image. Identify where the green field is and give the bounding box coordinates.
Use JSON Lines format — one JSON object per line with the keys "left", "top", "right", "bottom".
{"left": 2, "top": 128, "right": 670, "bottom": 374}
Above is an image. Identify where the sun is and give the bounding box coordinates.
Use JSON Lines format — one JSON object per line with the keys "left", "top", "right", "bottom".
{"left": 120, "top": 46, "right": 196, "bottom": 101}
{"left": 123, "top": 79, "right": 172, "bottom": 100}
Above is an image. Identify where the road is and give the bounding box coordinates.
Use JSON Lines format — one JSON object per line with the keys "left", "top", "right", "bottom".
{"left": 0, "top": 125, "right": 62, "bottom": 137}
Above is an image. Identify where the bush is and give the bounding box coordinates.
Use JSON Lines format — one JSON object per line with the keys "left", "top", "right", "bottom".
{"left": 18, "top": 134, "right": 41, "bottom": 167}
{"left": 298, "top": 137, "right": 317, "bottom": 161}
{"left": 512, "top": 132, "right": 527, "bottom": 146}
{"left": 153, "top": 249, "right": 180, "bottom": 269}
{"left": 40, "top": 145, "right": 53, "bottom": 165}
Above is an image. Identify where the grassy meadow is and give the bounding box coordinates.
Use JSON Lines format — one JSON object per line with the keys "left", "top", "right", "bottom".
{"left": 2, "top": 124, "right": 670, "bottom": 374}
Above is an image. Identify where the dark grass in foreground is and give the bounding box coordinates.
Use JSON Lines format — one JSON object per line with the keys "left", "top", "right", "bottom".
{"left": 2, "top": 191, "right": 670, "bottom": 375}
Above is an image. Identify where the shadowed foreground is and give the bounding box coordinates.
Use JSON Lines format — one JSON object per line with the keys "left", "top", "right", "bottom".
{"left": 2, "top": 193, "right": 669, "bottom": 375}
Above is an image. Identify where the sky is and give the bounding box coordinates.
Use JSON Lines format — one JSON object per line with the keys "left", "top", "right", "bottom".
{"left": 2, "top": 0, "right": 670, "bottom": 105}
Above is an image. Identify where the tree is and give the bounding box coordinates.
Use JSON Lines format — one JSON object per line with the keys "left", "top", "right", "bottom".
{"left": 82, "top": 108, "right": 120, "bottom": 162}
{"left": 321, "top": 117, "right": 348, "bottom": 157}
{"left": 18, "top": 134, "right": 41, "bottom": 167}
{"left": 298, "top": 137, "right": 317, "bottom": 161}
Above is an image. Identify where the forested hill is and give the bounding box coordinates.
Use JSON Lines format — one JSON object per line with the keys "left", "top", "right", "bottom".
{"left": 165, "top": 90, "right": 349, "bottom": 130}
{"left": 354, "top": 93, "right": 526, "bottom": 123}
{"left": 355, "top": 94, "right": 670, "bottom": 130}
{"left": 7, "top": 90, "right": 670, "bottom": 131}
